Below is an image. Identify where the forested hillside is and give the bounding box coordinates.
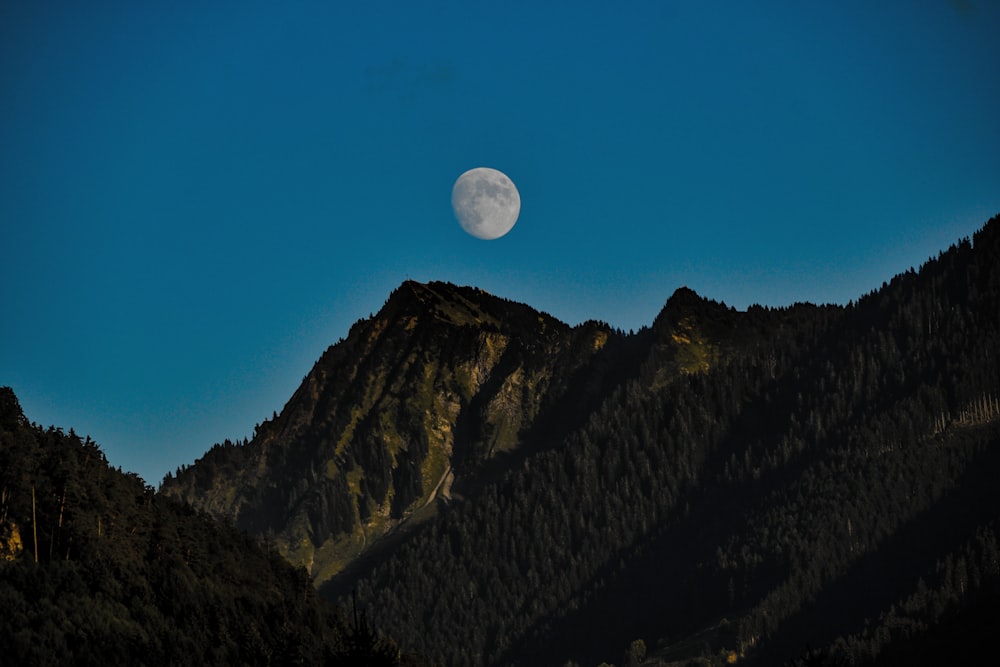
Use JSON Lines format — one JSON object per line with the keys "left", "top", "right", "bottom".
{"left": 323, "top": 216, "right": 1000, "bottom": 665}
{"left": 157, "top": 214, "right": 1000, "bottom": 665}
{"left": 0, "top": 388, "right": 420, "bottom": 666}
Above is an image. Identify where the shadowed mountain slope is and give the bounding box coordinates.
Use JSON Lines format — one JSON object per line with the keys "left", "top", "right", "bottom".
{"left": 163, "top": 215, "right": 1000, "bottom": 665}
{"left": 329, "top": 217, "right": 1000, "bottom": 665}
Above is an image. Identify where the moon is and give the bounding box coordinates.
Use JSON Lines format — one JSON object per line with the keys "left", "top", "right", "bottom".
{"left": 451, "top": 167, "right": 521, "bottom": 240}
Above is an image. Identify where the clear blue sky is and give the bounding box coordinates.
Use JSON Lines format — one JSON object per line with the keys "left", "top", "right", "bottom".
{"left": 2, "top": 1, "right": 998, "bottom": 486}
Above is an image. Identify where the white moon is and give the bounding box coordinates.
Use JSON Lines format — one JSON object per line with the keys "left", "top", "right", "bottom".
{"left": 451, "top": 167, "right": 521, "bottom": 240}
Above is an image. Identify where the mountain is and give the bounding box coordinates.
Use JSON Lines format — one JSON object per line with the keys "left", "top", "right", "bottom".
{"left": 161, "top": 215, "right": 1000, "bottom": 665}
{"left": 161, "top": 280, "right": 637, "bottom": 585}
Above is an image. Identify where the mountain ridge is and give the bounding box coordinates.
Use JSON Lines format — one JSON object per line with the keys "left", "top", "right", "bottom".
{"left": 161, "top": 278, "right": 628, "bottom": 584}
{"left": 160, "top": 214, "right": 1000, "bottom": 665}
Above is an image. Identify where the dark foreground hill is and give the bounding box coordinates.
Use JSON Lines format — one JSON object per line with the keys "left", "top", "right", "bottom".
{"left": 0, "top": 388, "right": 426, "bottom": 666}
{"left": 162, "top": 214, "right": 999, "bottom": 665}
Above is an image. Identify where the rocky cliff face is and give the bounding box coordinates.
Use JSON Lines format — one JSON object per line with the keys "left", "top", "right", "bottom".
{"left": 161, "top": 280, "right": 624, "bottom": 583}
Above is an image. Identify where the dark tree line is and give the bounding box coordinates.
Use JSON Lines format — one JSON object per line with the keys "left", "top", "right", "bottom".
{"left": 0, "top": 387, "right": 429, "bottom": 666}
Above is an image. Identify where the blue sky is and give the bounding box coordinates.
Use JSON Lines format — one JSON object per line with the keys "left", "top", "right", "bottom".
{"left": 2, "top": 0, "right": 998, "bottom": 486}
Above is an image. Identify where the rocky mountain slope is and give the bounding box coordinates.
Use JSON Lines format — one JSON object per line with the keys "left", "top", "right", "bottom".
{"left": 161, "top": 280, "right": 635, "bottom": 584}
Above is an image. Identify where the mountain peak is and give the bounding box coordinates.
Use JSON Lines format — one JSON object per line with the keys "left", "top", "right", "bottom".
{"left": 665, "top": 285, "right": 704, "bottom": 308}
{"left": 382, "top": 280, "right": 501, "bottom": 329}
{"left": 382, "top": 280, "right": 567, "bottom": 336}
{"left": 162, "top": 278, "right": 610, "bottom": 585}
{"left": 652, "top": 285, "right": 729, "bottom": 333}
{"left": 645, "top": 287, "right": 753, "bottom": 380}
